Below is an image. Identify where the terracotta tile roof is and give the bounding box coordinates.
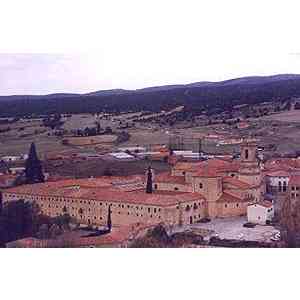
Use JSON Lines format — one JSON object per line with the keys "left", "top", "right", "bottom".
{"left": 249, "top": 200, "right": 273, "bottom": 208}
{"left": 264, "top": 170, "right": 290, "bottom": 177}
{"left": 192, "top": 167, "right": 221, "bottom": 178}
{"left": 223, "top": 177, "right": 253, "bottom": 189}
{"left": 188, "top": 158, "right": 240, "bottom": 176}
{"left": 265, "top": 158, "right": 300, "bottom": 171}
{"left": 258, "top": 200, "right": 273, "bottom": 208}
{"left": 155, "top": 172, "right": 187, "bottom": 184}
{"left": 5, "top": 179, "right": 204, "bottom": 207}
{"left": 217, "top": 190, "right": 245, "bottom": 203}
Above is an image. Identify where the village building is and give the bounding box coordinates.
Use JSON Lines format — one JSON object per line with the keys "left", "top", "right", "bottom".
{"left": 247, "top": 201, "right": 274, "bottom": 225}
{"left": 2, "top": 140, "right": 266, "bottom": 227}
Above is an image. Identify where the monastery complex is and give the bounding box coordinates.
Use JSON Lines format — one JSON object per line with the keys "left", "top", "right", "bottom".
{"left": 2, "top": 140, "right": 266, "bottom": 227}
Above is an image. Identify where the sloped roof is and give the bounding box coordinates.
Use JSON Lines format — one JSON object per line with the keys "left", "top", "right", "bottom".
{"left": 217, "top": 190, "right": 245, "bottom": 203}
{"left": 155, "top": 172, "right": 187, "bottom": 185}
{"left": 223, "top": 176, "right": 253, "bottom": 189}
{"left": 4, "top": 178, "right": 204, "bottom": 207}
{"left": 248, "top": 200, "right": 273, "bottom": 208}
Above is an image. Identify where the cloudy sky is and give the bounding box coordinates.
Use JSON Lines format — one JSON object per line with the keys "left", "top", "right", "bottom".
{"left": 1, "top": 1, "right": 300, "bottom": 95}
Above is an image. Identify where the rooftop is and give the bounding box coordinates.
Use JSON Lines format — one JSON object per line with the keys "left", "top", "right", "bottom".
{"left": 217, "top": 190, "right": 245, "bottom": 203}
{"left": 5, "top": 177, "right": 204, "bottom": 207}
{"left": 155, "top": 172, "right": 187, "bottom": 185}
{"left": 223, "top": 177, "right": 253, "bottom": 189}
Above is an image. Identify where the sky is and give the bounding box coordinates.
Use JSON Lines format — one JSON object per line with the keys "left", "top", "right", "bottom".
{"left": 1, "top": 1, "right": 300, "bottom": 95}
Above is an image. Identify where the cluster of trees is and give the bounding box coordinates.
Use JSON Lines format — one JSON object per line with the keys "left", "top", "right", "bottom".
{"left": 0, "top": 199, "right": 72, "bottom": 246}
{"left": 42, "top": 114, "right": 64, "bottom": 129}
{"left": 280, "top": 196, "right": 300, "bottom": 247}
{"left": 130, "top": 224, "right": 203, "bottom": 248}
{"left": 72, "top": 123, "right": 114, "bottom": 137}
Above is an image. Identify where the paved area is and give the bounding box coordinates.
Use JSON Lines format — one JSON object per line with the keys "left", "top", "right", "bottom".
{"left": 172, "top": 217, "right": 280, "bottom": 243}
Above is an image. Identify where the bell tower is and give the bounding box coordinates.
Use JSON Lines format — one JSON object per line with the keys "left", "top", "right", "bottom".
{"left": 238, "top": 139, "right": 262, "bottom": 188}
{"left": 241, "top": 140, "right": 257, "bottom": 162}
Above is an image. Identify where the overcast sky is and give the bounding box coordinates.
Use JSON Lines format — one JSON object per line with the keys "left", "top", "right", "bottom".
{"left": 1, "top": 1, "right": 300, "bottom": 95}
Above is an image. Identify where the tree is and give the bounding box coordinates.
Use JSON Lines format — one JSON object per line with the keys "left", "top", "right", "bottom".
{"left": 96, "top": 122, "right": 101, "bottom": 134}
{"left": 280, "top": 194, "right": 300, "bottom": 247}
{"left": 0, "top": 199, "right": 41, "bottom": 245}
{"left": 146, "top": 166, "right": 153, "bottom": 194}
{"left": 107, "top": 205, "right": 112, "bottom": 232}
{"left": 25, "top": 142, "right": 45, "bottom": 184}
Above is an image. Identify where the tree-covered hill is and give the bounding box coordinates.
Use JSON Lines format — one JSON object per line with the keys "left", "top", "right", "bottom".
{"left": 1, "top": 74, "right": 300, "bottom": 117}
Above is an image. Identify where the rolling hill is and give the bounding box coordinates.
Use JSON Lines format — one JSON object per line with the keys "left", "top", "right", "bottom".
{"left": 1, "top": 74, "right": 300, "bottom": 117}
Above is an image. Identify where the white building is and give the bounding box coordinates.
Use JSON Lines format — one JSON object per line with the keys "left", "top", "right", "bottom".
{"left": 109, "top": 152, "right": 135, "bottom": 160}
{"left": 247, "top": 201, "right": 274, "bottom": 225}
{"left": 1, "top": 156, "right": 20, "bottom": 162}
{"left": 265, "top": 170, "right": 290, "bottom": 194}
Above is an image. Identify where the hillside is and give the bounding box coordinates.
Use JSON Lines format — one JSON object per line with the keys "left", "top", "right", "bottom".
{"left": 1, "top": 74, "right": 300, "bottom": 117}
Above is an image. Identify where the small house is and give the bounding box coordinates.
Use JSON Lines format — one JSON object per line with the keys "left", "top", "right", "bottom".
{"left": 247, "top": 201, "right": 274, "bottom": 225}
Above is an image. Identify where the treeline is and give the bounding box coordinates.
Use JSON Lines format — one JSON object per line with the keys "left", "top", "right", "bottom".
{"left": 1, "top": 76, "right": 300, "bottom": 117}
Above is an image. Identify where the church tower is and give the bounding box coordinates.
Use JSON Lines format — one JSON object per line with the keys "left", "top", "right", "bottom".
{"left": 238, "top": 140, "right": 261, "bottom": 187}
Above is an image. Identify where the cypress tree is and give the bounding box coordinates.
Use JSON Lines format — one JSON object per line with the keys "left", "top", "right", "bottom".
{"left": 25, "top": 142, "right": 45, "bottom": 184}
{"left": 146, "top": 166, "right": 153, "bottom": 194}
{"left": 107, "top": 205, "right": 112, "bottom": 232}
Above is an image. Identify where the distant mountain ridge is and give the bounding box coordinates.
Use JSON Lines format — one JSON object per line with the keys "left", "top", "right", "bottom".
{"left": 1, "top": 74, "right": 300, "bottom": 116}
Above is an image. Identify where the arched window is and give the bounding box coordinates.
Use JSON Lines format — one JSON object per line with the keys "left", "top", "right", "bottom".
{"left": 245, "top": 149, "right": 249, "bottom": 159}
{"left": 199, "top": 183, "right": 203, "bottom": 189}
{"left": 283, "top": 181, "right": 287, "bottom": 192}
{"left": 278, "top": 181, "right": 282, "bottom": 192}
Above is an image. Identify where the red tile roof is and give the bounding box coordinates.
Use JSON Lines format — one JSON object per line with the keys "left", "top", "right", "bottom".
{"left": 192, "top": 168, "right": 221, "bottom": 178}
{"left": 188, "top": 158, "right": 240, "bottom": 176}
{"left": 264, "top": 170, "right": 290, "bottom": 177}
{"left": 223, "top": 177, "right": 253, "bottom": 189}
{"left": 264, "top": 158, "right": 300, "bottom": 171}
{"left": 155, "top": 172, "right": 187, "bottom": 184}
{"left": 249, "top": 200, "right": 273, "bottom": 208}
{"left": 217, "top": 190, "right": 245, "bottom": 203}
{"left": 5, "top": 178, "right": 204, "bottom": 207}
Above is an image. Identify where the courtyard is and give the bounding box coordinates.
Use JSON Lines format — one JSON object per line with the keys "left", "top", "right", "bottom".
{"left": 173, "top": 216, "right": 280, "bottom": 243}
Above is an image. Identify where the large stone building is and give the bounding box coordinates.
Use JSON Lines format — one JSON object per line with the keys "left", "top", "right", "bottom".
{"left": 2, "top": 141, "right": 265, "bottom": 227}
